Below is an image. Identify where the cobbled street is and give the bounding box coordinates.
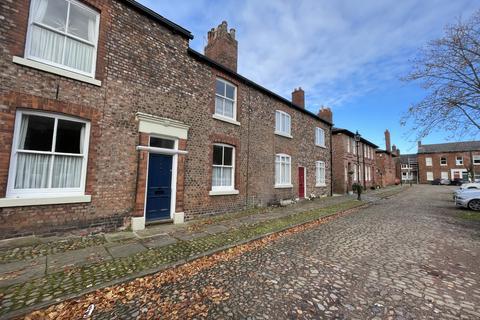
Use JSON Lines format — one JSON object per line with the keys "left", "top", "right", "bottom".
{"left": 29, "top": 185, "right": 480, "bottom": 319}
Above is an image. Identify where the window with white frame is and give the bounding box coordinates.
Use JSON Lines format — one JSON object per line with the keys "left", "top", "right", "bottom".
{"left": 315, "top": 127, "right": 325, "bottom": 147}
{"left": 473, "top": 155, "right": 480, "bottom": 165}
{"left": 7, "top": 110, "right": 90, "bottom": 197}
{"left": 212, "top": 144, "right": 235, "bottom": 191}
{"left": 215, "top": 78, "right": 237, "bottom": 120}
{"left": 441, "top": 172, "right": 449, "bottom": 179}
{"left": 347, "top": 136, "right": 351, "bottom": 153}
{"left": 352, "top": 138, "right": 357, "bottom": 155}
{"left": 440, "top": 157, "right": 447, "bottom": 166}
{"left": 316, "top": 161, "right": 326, "bottom": 186}
{"left": 456, "top": 156, "right": 463, "bottom": 166}
{"left": 425, "top": 157, "right": 432, "bottom": 166}
{"left": 275, "top": 111, "right": 291, "bottom": 137}
{"left": 426, "top": 171, "right": 434, "bottom": 181}
{"left": 353, "top": 164, "right": 358, "bottom": 181}
{"left": 25, "top": 0, "right": 100, "bottom": 77}
{"left": 275, "top": 154, "right": 291, "bottom": 186}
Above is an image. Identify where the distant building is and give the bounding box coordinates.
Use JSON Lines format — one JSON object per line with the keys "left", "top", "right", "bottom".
{"left": 332, "top": 128, "right": 378, "bottom": 194}
{"left": 417, "top": 141, "right": 480, "bottom": 183}
{"left": 399, "top": 154, "right": 418, "bottom": 183}
{"left": 375, "top": 130, "right": 400, "bottom": 187}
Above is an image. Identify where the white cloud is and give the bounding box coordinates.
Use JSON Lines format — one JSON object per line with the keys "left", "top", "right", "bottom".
{"left": 140, "top": 0, "right": 479, "bottom": 113}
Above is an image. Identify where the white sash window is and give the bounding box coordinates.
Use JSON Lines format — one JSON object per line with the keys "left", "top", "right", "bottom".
{"left": 212, "top": 144, "right": 235, "bottom": 191}
{"left": 26, "top": 0, "right": 100, "bottom": 77}
{"left": 7, "top": 110, "right": 90, "bottom": 197}
{"left": 275, "top": 154, "right": 291, "bottom": 186}
{"left": 316, "top": 161, "right": 326, "bottom": 186}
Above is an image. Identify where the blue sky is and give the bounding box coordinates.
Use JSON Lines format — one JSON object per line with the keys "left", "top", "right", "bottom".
{"left": 139, "top": 0, "right": 479, "bottom": 154}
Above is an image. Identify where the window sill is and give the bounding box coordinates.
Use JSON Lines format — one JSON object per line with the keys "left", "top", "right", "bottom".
{"left": 274, "top": 131, "right": 293, "bottom": 139}
{"left": 315, "top": 183, "right": 327, "bottom": 187}
{"left": 274, "top": 184, "right": 293, "bottom": 189}
{"left": 12, "top": 56, "right": 101, "bottom": 87}
{"left": 316, "top": 144, "right": 326, "bottom": 148}
{"left": 212, "top": 114, "right": 240, "bottom": 126}
{"left": 0, "top": 195, "right": 91, "bottom": 208}
{"left": 209, "top": 189, "right": 239, "bottom": 196}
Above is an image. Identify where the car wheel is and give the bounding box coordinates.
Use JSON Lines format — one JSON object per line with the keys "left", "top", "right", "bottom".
{"left": 468, "top": 199, "right": 480, "bottom": 211}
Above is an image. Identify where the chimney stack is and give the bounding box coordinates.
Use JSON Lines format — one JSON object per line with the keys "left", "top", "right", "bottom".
{"left": 384, "top": 129, "right": 391, "bottom": 152}
{"left": 292, "top": 87, "right": 305, "bottom": 108}
{"left": 318, "top": 106, "right": 333, "bottom": 123}
{"left": 204, "top": 21, "right": 238, "bottom": 72}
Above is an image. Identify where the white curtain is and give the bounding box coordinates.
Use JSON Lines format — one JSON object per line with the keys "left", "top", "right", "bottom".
{"left": 32, "top": 0, "right": 48, "bottom": 22}
{"left": 222, "top": 167, "right": 232, "bottom": 186}
{"left": 64, "top": 38, "right": 93, "bottom": 72}
{"left": 52, "top": 155, "right": 82, "bottom": 188}
{"left": 212, "top": 167, "right": 221, "bottom": 187}
{"left": 212, "top": 167, "right": 232, "bottom": 187}
{"left": 15, "top": 153, "right": 50, "bottom": 189}
{"left": 30, "top": 25, "right": 65, "bottom": 64}
{"left": 17, "top": 115, "right": 29, "bottom": 149}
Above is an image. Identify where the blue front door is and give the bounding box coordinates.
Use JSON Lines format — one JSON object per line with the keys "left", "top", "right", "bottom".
{"left": 146, "top": 154, "right": 173, "bottom": 221}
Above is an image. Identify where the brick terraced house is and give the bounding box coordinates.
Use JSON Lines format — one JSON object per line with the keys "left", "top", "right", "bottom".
{"left": 0, "top": 0, "right": 332, "bottom": 238}
{"left": 417, "top": 141, "right": 480, "bottom": 184}
{"left": 375, "top": 130, "right": 400, "bottom": 187}
{"left": 331, "top": 128, "right": 378, "bottom": 194}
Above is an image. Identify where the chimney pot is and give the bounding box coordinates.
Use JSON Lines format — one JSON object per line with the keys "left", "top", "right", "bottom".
{"left": 318, "top": 106, "right": 333, "bottom": 123}
{"left": 204, "top": 21, "right": 238, "bottom": 71}
{"left": 292, "top": 88, "right": 305, "bottom": 109}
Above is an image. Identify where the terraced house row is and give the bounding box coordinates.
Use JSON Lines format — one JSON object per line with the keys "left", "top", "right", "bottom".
{"left": 0, "top": 0, "right": 332, "bottom": 238}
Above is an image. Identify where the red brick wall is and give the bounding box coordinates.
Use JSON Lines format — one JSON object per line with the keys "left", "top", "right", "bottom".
{"left": 417, "top": 152, "right": 480, "bottom": 184}
{"left": 332, "top": 133, "right": 377, "bottom": 194}
{"left": 0, "top": 0, "right": 332, "bottom": 237}
{"left": 375, "top": 152, "right": 397, "bottom": 187}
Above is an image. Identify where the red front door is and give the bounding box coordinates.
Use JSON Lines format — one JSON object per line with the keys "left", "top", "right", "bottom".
{"left": 298, "top": 167, "right": 305, "bottom": 198}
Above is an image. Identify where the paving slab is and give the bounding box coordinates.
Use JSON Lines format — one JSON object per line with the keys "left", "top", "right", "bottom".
{"left": 0, "top": 257, "right": 46, "bottom": 287}
{"left": 0, "top": 236, "right": 40, "bottom": 249}
{"left": 172, "top": 231, "right": 209, "bottom": 241}
{"left": 141, "top": 235, "right": 177, "bottom": 249}
{"left": 104, "top": 231, "right": 136, "bottom": 243}
{"left": 106, "top": 242, "right": 147, "bottom": 258}
{"left": 203, "top": 225, "right": 229, "bottom": 235}
{"left": 46, "top": 246, "right": 111, "bottom": 273}
{"left": 135, "top": 224, "right": 183, "bottom": 239}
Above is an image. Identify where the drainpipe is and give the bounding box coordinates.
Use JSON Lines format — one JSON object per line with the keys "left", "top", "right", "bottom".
{"left": 330, "top": 127, "right": 333, "bottom": 196}
{"left": 245, "top": 87, "right": 251, "bottom": 207}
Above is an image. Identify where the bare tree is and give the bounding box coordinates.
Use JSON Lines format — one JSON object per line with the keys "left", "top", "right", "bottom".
{"left": 401, "top": 10, "right": 480, "bottom": 140}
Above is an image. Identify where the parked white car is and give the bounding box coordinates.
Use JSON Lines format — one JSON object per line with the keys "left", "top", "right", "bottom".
{"left": 455, "top": 189, "right": 480, "bottom": 211}
{"left": 459, "top": 182, "right": 480, "bottom": 190}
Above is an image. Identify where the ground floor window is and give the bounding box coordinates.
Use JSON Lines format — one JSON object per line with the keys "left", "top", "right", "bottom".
{"left": 275, "top": 154, "right": 291, "bottom": 186}
{"left": 441, "top": 172, "right": 448, "bottom": 180}
{"left": 426, "top": 172, "right": 433, "bottom": 181}
{"left": 212, "top": 144, "right": 235, "bottom": 191}
{"left": 7, "top": 110, "right": 90, "bottom": 197}
{"left": 316, "top": 161, "right": 326, "bottom": 186}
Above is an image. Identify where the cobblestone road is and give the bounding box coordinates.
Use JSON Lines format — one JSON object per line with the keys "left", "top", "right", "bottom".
{"left": 28, "top": 185, "right": 480, "bottom": 319}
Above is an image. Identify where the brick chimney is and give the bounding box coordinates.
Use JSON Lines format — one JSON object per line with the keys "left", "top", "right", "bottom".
{"left": 318, "top": 106, "right": 333, "bottom": 123}
{"left": 384, "top": 129, "right": 391, "bottom": 152}
{"left": 204, "top": 21, "right": 238, "bottom": 72}
{"left": 292, "top": 88, "right": 305, "bottom": 108}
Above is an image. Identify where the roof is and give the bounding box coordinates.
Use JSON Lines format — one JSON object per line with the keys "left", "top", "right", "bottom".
{"left": 332, "top": 128, "right": 378, "bottom": 148}
{"left": 418, "top": 141, "right": 480, "bottom": 154}
{"left": 375, "top": 149, "right": 398, "bottom": 157}
{"left": 188, "top": 49, "right": 333, "bottom": 127}
{"left": 121, "top": 0, "right": 193, "bottom": 39}
{"left": 399, "top": 154, "right": 418, "bottom": 164}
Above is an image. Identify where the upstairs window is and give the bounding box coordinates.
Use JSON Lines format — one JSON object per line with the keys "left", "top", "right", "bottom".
{"left": 473, "top": 155, "right": 480, "bottom": 165}
{"left": 456, "top": 156, "right": 463, "bottom": 166}
{"left": 275, "top": 111, "right": 291, "bottom": 137}
{"left": 440, "top": 157, "right": 447, "bottom": 166}
{"left": 316, "top": 161, "right": 326, "bottom": 186}
{"left": 215, "top": 79, "right": 237, "bottom": 120}
{"left": 212, "top": 144, "right": 235, "bottom": 191}
{"left": 7, "top": 110, "right": 90, "bottom": 197}
{"left": 315, "top": 127, "right": 325, "bottom": 147}
{"left": 26, "top": 0, "right": 100, "bottom": 77}
{"left": 275, "top": 154, "right": 291, "bottom": 186}
{"left": 425, "top": 157, "right": 432, "bottom": 166}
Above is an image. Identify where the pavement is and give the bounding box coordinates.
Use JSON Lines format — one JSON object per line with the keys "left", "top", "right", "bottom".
{"left": 0, "top": 186, "right": 405, "bottom": 318}
{"left": 15, "top": 184, "right": 480, "bottom": 319}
